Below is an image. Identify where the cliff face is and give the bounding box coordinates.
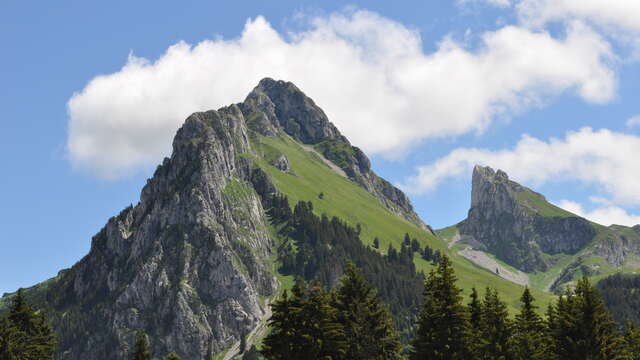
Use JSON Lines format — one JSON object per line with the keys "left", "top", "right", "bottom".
{"left": 459, "top": 165, "right": 595, "bottom": 272}
{"left": 43, "top": 106, "right": 277, "bottom": 359}
{"left": 242, "top": 78, "right": 426, "bottom": 229}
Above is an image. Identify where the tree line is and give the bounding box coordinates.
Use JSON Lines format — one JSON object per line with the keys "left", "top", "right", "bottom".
{"left": 263, "top": 255, "right": 640, "bottom": 359}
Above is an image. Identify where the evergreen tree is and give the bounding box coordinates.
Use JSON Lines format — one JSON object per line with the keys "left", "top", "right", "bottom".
{"left": 411, "top": 238, "right": 421, "bottom": 253}
{"left": 331, "top": 262, "right": 402, "bottom": 360}
{"left": 0, "top": 289, "right": 56, "bottom": 359}
{"left": 164, "top": 352, "right": 181, "bottom": 360}
{"left": 468, "top": 287, "right": 482, "bottom": 329}
{"left": 132, "top": 331, "right": 152, "bottom": 360}
{"left": 549, "top": 278, "right": 626, "bottom": 360}
{"left": 478, "top": 288, "right": 512, "bottom": 360}
{"left": 403, "top": 233, "right": 411, "bottom": 247}
{"left": 261, "top": 280, "right": 347, "bottom": 359}
{"left": 623, "top": 322, "right": 640, "bottom": 360}
{"left": 410, "top": 255, "right": 470, "bottom": 360}
{"left": 510, "top": 287, "right": 549, "bottom": 360}
{"left": 467, "top": 287, "right": 482, "bottom": 358}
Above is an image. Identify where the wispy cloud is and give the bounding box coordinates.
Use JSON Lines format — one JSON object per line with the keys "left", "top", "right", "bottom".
{"left": 626, "top": 115, "right": 640, "bottom": 128}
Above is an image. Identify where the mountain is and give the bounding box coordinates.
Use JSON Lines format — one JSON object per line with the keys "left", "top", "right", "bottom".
{"left": 444, "top": 165, "right": 640, "bottom": 292}
{"left": 0, "top": 79, "right": 554, "bottom": 359}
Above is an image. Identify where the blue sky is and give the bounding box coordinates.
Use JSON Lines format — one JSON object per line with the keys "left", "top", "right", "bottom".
{"left": 2, "top": 0, "right": 640, "bottom": 295}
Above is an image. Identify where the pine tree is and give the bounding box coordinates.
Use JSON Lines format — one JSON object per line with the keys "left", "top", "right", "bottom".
{"left": 410, "top": 255, "right": 470, "bottom": 360}
{"left": 510, "top": 287, "right": 549, "bottom": 360}
{"left": 466, "top": 287, "right": 482, "bottom": 358}
{"left": 132, "top": 331, "right": 152, "bottom": 360}
{"left": 261, "top": 280, "right": 347, "bottom": 359}
{"left": 331, "top": 262, "right": 401, "bottom": 360}
{"left": 0, "top": 289, "right": 56, "bottom": 359}
{"left": 403, "top": 233, "right": 411, "bottom": 247}
{"left": 468, "top": 287, "right": 482, "bottom": 329}
{"left": 549, "top": 278, "right": 626, "bottom": 360}
{"left": 623, "top": 322, "right": 640, "bottom": 360}
{"left": 478, "top": 288, "right": 512, "bottom": 360}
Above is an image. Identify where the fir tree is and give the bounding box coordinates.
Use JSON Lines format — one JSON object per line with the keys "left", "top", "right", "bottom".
{"left": 478, "top": 288, "right": 512, "bottom": 360}
{"left": 331, "top": 262, "right": 402, "bottom": 360}
{"left": 510, "top": 287, "right": 549, "bottom": 360}
{"left": 0, "top": 289, "right": 56, "bottom": 359}
{"left": 410, "top": 255, "right": 470, "bottom": 360}
{"left": 132, "top": 331, "right": 152, "bottom": 360}
{"left": 466, "top": 287, "right": 482, "bottom": 358}
{"left": 164, "top": 352, "right": 181, "bottom": 360}
{"left": 468, "top": 287, "right": 482, "bottom": 329}
{"left": 623, "top": 322, "right": 640, "bottom": 360}
{"left": 549, "top": 278, "right": 626, "bottom": 360}
{"left": 261, "top": 280, "right": 347, "bottom": 359}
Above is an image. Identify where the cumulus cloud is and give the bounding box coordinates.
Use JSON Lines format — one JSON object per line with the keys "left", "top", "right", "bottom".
{"left": 68, "top": 9, "right": 616, "bottom": 179}
{"left": 402, "top": 127, "right": 640, "bottom": 206}
{"left": 626, "top": 115, "right": 640, "bottom": 128}
{"left": 518, "top": 0, "right": 640, "bottom": 33}
{"left": 556, "top": 199, "right": 640, "bottom": 226}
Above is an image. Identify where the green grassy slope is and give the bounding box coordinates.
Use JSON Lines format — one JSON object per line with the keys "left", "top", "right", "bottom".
{"left": 251, "top": 133, "right": 553, "bottom": 312}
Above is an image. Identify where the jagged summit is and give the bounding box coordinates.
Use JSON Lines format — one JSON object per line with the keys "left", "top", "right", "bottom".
{"left": 461, "top": 165, "right": 596, "bottom": 272}
{"left": 457, "top": 165, "right": 640, "bottom": 290}
{"left": 242, "top": 78, "right": 347, "bottom": 144}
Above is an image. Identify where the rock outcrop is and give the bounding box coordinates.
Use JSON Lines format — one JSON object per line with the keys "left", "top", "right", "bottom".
{"left": 459, "top": 165, "right": 595, "bottom": 272}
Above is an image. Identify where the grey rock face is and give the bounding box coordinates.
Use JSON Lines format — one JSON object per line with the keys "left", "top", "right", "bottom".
{"left": 41, "top": 106, "right": 277, "bottom": 359}
{"left": 241, "top": 78, "right": 426, "bottom": 228}
{"left": 459, "top": 165, "right": 595, "bottom": 272}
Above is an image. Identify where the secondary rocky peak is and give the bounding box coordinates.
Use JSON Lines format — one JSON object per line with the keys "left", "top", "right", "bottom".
{"left": 470, "top": 165, "right": 528, "bottom": 208}
{"left": 461, "top": 165, "right": 596, "bottom": 273}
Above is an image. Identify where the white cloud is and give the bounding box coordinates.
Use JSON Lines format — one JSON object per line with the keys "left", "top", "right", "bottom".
{"left": 518, "top": 0, "right": 640, "bottom": 33}
{"left": 402, "top": 127, "right": 640, "bottom": 206}
{"left": 626, "top": 115, "right": 640, "bottom": 128}
{"left": 68, "top": 9, "right": 616, "bottom": 179}
{"left": 556, "top": 199, "right": 640, "bottom": 226}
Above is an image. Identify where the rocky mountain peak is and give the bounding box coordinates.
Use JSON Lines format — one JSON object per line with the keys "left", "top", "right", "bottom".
{"left": 240, "top": 78, "right": 426, "bottom": 229}
{"left": 462, "top": 165, "right": 595, "bottom": 273}
{"left": 470, "top": 165, "right": 527, "bottom": 209}
{"left": 243, "top": 78, "right": 347, "bottom": 144}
